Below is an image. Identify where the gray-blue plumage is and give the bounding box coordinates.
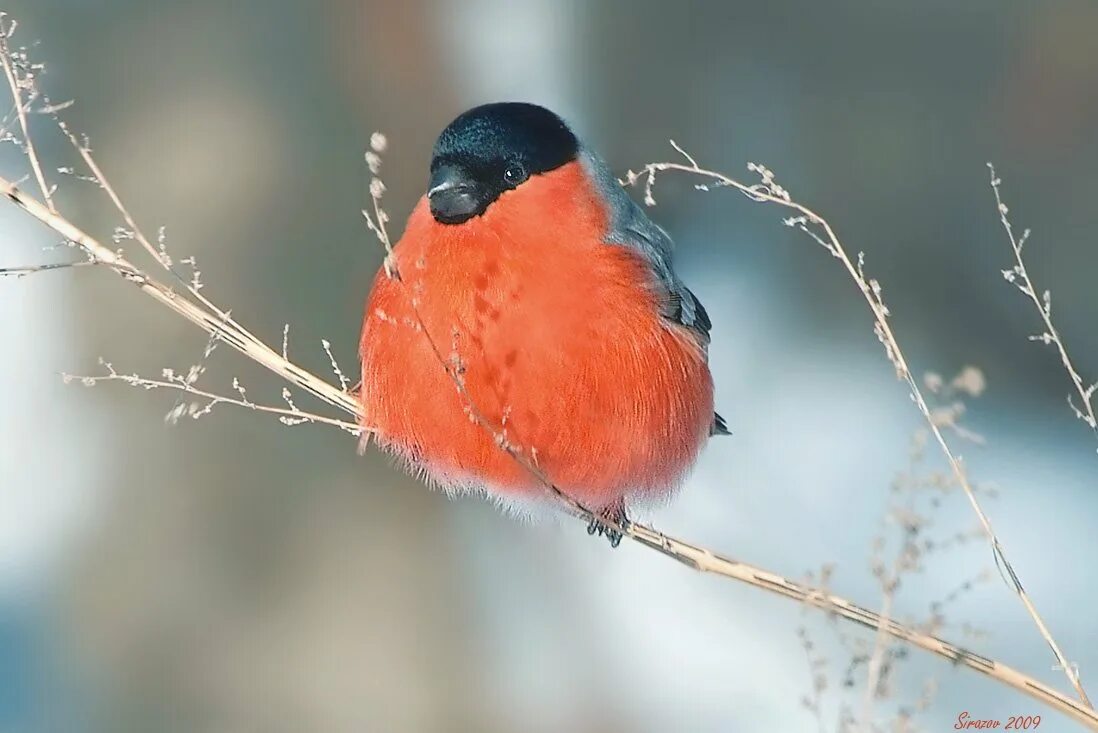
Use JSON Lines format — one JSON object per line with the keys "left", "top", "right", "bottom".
{"left": 578, "top": 146, "right": 714, "bottom": 346}
{"left": 578, "top": 146, "right": 729, "bottom": 435}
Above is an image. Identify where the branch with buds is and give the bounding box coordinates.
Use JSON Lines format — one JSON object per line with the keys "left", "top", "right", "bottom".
{"left": 625, "top": 145, "right": 1091, "bottom": 710}
{"left": 989, "top": 163, "right": 1098, "bottom": 450}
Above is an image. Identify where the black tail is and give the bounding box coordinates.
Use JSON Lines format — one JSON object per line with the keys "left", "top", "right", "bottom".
{"left": 711, "top": 411, "right": 731, "bottom": 436}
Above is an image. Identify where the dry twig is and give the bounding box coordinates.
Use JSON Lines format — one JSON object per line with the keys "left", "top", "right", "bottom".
{"left": 0, "top": 17, "right": 53, "bottom": 212}
{"left": 627, "top": 145, "right": 1091, "bottom": 708}
{"left": 990, "top": 163, "right": 1098, "bottom": 450}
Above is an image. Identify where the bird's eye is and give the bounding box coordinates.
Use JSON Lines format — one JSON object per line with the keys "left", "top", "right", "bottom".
{"left": 503, "top": 164, "right": 527, "bottom": 186}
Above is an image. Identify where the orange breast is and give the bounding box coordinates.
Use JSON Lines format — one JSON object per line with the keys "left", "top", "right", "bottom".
{"left": 358, "top": 161, "right": 714, "bottom": 509}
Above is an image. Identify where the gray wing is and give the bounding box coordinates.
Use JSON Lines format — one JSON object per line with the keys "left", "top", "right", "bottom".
{"left": 579, "top": 146, "right": 729, "bottom": 436}
{"left": 622, "top": 220, "right": 714, "bottom": 345}
{"left": 578, "top": 146, "right": 713, "bottom": 343}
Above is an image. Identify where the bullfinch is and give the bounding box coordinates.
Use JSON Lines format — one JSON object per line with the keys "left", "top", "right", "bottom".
{"left": 358, "top": 102, "right": 726, "bottom": 546}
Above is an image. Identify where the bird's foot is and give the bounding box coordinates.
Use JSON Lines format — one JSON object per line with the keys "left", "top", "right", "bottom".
{"left": 585, "top": 502, "right": 629, "bottom": 548}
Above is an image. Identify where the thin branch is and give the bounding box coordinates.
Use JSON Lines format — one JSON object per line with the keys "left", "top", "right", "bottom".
{"left": 797, "top": 625, "right": 830, "bottom": 733}
{"left": 0, "top": 16, "right": 53, "bottom": 211}
{"left": 67, "top": 363, "right": 363, "bottom": 435}
{"left": 321, "top": 338, "right": 351, "bottom": 392}
{"left": 861, "top": 573, "right": 896, "bottom": 728}
{"left": 1, "top": 176, "right": 363, "bottom": 422}
{"left": 0, "top": 259, "right": 97, "bottom": 277}
{"left": 0, "top": 31, "right": 354, "bottom": 421}
{"left": 52, "top": 119, "right": 281, "bottom": 376}
{"left": 989, "top": 163, "right": 1098, "bottom": 450}
{"left": 629, "top": 150, "right": 1091, "bottom": 709}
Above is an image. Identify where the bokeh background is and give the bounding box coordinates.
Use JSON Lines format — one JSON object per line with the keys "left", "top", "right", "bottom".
{"left": 2, "top": 1, "right": 1097, "bottom": 731}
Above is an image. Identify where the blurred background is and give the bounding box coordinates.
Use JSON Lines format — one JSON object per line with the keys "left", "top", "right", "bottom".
{"left": 2, "top": 1, "right": 1097, "bottom": 731}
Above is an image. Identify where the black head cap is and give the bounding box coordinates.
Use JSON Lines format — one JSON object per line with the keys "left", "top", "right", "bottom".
{"left": 427, "top": 102, "right": 579, "bottom": 225}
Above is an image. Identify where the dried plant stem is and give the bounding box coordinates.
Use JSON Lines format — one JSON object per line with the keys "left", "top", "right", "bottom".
{"left": 0, "top": 24, "right": 53, "bottom": 212}
{"left": 55, "top": 121, "right": 254, "bottom": 329}
{"left": 71, "top": 369, "right": 363, "bottom": 434}
{"left": 861, "top": 581, "right": 896, "bottom": 728}
{"left": 624, "top": 525, "right": 1098, "bottom": 729}
{"left": 3, "top": 178, "right": 1097, "bottom": 730}
{"left": 0, "top": 259, "right": 97, "bottom": 277}
{"left": 0, "top": 176, "right": 360, "bottom": 420}
{"left": 633, "top": 154, "right": 1091, "bottom": 708}
{"left": 989, "top": 164, "right": 1098, "bottom": 448}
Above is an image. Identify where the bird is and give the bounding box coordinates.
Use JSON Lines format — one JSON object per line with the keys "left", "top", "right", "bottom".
{"left": 358, "top": 102, "right": 727, "bottom": 546}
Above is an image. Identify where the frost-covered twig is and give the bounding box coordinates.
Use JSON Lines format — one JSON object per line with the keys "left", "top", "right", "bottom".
{"left": 990, "top": 163, "right": 1098, "bottom": 451}
{"left": 859, "top": 378, "right": 990, "bottom": 731}
{"left": 628, "top": 145, "right": 1091, "bottom": 708}
{"left": 0, "top": 259, "right": 97, "bottom": 277}
{"left": 0, "top": 14, "right": 53, "bottom": 212}
{"left": 67, "top": 360, "right": 362, "bottom": 435}
{"left": 1, "top": 174, "right": 363, "bottom": 421}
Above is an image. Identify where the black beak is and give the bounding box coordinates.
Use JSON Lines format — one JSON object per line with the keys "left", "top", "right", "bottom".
{"left": 428, "top": 164, "right": 482, "bottom": 224}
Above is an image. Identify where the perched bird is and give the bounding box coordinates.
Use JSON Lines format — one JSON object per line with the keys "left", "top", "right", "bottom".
{"left": 358, "top": 102, "right": 726, "bottom": 546}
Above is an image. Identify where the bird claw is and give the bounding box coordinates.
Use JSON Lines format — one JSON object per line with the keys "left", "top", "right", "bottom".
{"left": 586, "top": 504, "right": 628, "bottom": 548}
